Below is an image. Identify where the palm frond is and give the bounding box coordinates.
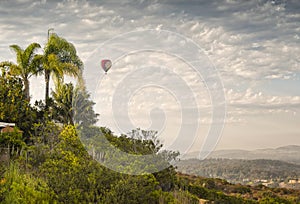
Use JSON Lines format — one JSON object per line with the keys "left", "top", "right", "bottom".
{"left": 9, "top": 45, "right": 24, "bottom": 66}
{"left": 60, "top": 62, "right": 80, "bottom": 77}
{"left": 23, "top": 42, "right": 41, "bottom": 68}
{"left": 28, "top": 54, "right": 44, "bottom": 77}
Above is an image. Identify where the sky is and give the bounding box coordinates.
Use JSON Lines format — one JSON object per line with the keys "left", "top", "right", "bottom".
{"left": 0, "top": 0, "right": 299, "bottom": 155}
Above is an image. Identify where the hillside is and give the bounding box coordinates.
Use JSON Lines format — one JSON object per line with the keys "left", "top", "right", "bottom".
{"left": 177, "top": 173, "right": 300, "bottom": 204}
{"left": 2, "top": 124, "right": 299, "bottom": 203}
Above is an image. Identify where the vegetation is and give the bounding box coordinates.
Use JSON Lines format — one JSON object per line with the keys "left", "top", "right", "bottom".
{"left": 1, "top": 32, "right": 299, "bottom": 203}
{"left": 178, "top": 173, "right": 300, "bottom": 204}
{"left": 42, "top": 33, "right": 83, "bottom": 105}
{"left": 0, "top": 43, "right": 41, "bottom": 101}
{"left": 0, "top": 72, "right": 37, "bottom": 136}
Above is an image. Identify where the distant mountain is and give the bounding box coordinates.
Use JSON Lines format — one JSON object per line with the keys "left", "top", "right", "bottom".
{"left": 182, "top": 145, "right": 300, "bottom": 165}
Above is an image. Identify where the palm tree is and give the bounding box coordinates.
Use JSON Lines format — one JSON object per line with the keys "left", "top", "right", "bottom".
{"left": 42, "top": 32, "right": 83, "bottom": 106}
{"left": 51, "top": 82, "right": 98, "bottom": 126}
{"left": 52, "top": 83, "right": 74, "bottom": 125}
{"left": 0, "top": 43, "right": 41, "bottom": 101}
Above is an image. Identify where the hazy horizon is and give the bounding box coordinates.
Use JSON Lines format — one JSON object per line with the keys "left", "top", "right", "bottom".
{"left": 187, "top": 144, "right": 300, "bottom": 152}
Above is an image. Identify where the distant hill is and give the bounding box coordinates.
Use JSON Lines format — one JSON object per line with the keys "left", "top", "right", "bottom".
{"left": 176, "top": 158, "right": 300, "bottom": 188}
{"left": 182, "top": 145, "right": 300, "bottom": 165}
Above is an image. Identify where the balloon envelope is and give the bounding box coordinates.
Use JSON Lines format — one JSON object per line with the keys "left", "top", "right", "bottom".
{"left": 101, "top": 59, "right": 112, "bottom": 73}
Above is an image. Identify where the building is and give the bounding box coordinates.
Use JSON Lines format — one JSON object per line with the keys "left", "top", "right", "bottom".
{"left": 0, "top": 122, "right": 16, "bottom": 133}
{"left": 288, "top": 179, "right": 298, "bottom": 184}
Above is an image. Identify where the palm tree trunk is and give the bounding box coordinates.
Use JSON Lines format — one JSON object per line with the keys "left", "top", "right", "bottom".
{"left": 45, "top": 69, "right": 50, "bottom": 106}
{"left": 24, "top": 78, "right": 30, "bottom": 101}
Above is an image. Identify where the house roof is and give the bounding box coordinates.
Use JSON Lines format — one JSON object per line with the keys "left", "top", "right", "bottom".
{"left": 0, "top": 122, "right": 15, "bottom": 128}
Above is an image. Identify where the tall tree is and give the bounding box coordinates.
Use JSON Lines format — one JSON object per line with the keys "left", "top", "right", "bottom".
{"left": 73, "top": 87, "right": 99, "bottom": 128}
{"left": 51, "top": 83, "right": 74, "bottom": 125}
{"left": 51, "top": 82, "right": 98, "bottom": 126}
{"left": 42, "top": 32, "right": 83, "bottom": 106}
{"left": 0, "top": 43, "right": 41, "bottom": 101}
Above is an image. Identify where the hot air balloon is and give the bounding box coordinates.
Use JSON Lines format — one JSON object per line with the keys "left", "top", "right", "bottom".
{"left": 101, "top": 59, "right": 112, "bottom": 74}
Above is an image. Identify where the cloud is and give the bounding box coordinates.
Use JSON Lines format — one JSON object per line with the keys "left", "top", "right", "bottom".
{"left": 225, "top": 88, "right": 300, "bottom": 124}
{"left": 1, "top": 0, "right": 298, "bottom": 93}
{"left": 227, "top": 88, "right": 300, "bottom": 106}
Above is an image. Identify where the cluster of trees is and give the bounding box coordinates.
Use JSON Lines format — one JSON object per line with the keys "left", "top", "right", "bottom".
{"left": 1, "top": 32, "right": 299, "bottom": 203}
{"left": 0, "top": 31, "right": 97, "bottom": 134}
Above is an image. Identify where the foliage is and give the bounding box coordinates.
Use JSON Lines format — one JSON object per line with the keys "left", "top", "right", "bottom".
{"left": 39, "top": 125, "right": 89, "bottom": 202}
{"left": 177, "top": 173, "right": 300, "bottom": 203}
{"left": 103, "top": 174, "right": 160, "bottom": 204}
{"left": 80, "top": 127, "right": 179, "bottom": 175}
{"left": 51, "top": 82, "right": 99, "bottom": 126}
{"left": 0, "top": 74, "right": 37, "bottom": 136}
{"left": 188, "top": 184, "right": 255, "bottom": 204}
{"left": 0, "top": 163, "right": 54, "bottom": 204}
{"left": 29, "top": 121, "right": 62, "bottom": 167}
{"left": 1, "top": 123, "right": 299, "bottom": 203}
{"left": 41, "top": 33, "right": 83, "bottom": 104}
{"left": 51, "top": 83, "right": 75, "bottom": 125}
{"left": 0, "top": 42, "right": 41, "bottom": 101}
{"left": 0, "top": 128, "right": 25, "bottom": 149}
{"left": 259, "top": 192, "right": 293, "bottom": 204}
{"left": 158, "top": 190, "right": 199, "bottom": 204}
{"left": 73, "top": 87, "right": 99, "bottom": 128}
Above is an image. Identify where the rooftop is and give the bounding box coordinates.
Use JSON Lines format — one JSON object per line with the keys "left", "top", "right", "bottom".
{"left": 0, "top": 122, "right": 15, "bottom": 128}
